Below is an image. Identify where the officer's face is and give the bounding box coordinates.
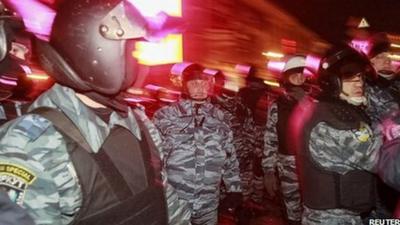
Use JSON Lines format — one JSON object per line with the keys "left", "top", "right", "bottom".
{"left": 10, "top": 42, "right": 29, "bottom": 60}
{"left": 370, "top": 52, "right": 396, "bottom": 74}
{"left": 186, "top": 79, "right": 210, "bottom": 100}
{"left": 288, "top": 72, "right": 306, "bottom": 86}
{"left": 341, "top": 74, "right": 364, "bottom": 98}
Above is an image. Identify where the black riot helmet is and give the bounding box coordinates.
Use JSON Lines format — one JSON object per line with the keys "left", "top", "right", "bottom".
{"left": 318, "top": 44, "right": 374, "bottom": 98}
{"left": 0, "top": 15, "right": 33, "bottom": 101}
{"left": 35, "top": 0, "right": 149, "bottom": 96}
{"left": 212, "top": 70, "right": 226, "bottom": 96}
{"left": 0, "top": 15, "right": 25, "bottom": 62}
{"left": 180, "top": 63, "right": 208, "bottom": 90}
{"left": 368, "top": 32, "right": 391, "bottom": 59}
{"left": 281, "top": 55, "right": 306, "bottom": 87}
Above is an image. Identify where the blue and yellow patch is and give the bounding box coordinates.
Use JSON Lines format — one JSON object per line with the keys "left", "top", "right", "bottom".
{"left": 0, "top": 163, "right": 36, "bottom": 205}
{"left": 352, "top": 122, "right": 372, "bottom": 142}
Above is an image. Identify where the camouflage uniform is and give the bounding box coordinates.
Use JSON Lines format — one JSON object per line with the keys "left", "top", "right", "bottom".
{"left": 212, "top": 94, "right": 263, "bottom": 203}
{"left": 0, "top": 84, "right": 191, "bottom": 225}
{"left": 239, "top": 84, "right": 271, "bottom": 204}
{"left": 378, "top": 137, "right": 400, "bottom": 192}
{"left": 365, "top": 83, "right": 400, "bottom": 220}
{"left": 251, "top": 123, "right": 267, "bottom": 204}
{"left": 153, "top": 99, "right": 241, "bottom": 225}
{"left": 300, "top": 102, "right": 383, "bottom": 225}
{"left": 365, "top": 84, "right": 399, "bottom": 126}
{"left": 263, "top": 100, "right": 302, "bottom": 222}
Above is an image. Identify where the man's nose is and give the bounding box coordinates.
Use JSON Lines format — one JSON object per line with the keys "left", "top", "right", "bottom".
{"left": 354, "top": 81, "right": 363, "bottom": 87}
{"left": 383, "top": 59, "right": 392, "bottom": 66}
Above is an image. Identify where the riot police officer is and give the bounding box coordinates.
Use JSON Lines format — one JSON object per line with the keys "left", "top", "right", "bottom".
{"left": 0, "top": 0, "right": 190, "bottom": 224}
{"left": 153, "top": 63, "right": 241, "bottom": 225}
{"left": 263, "top": 55, "right": 309, "bottom": 225}
{"left": 296, "top": 46, "right": 383, "bottom": 225}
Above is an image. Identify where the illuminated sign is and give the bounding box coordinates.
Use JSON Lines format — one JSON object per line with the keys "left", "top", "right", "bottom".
{"left": 350, "top": 39, "right": 370, "bottom": 55}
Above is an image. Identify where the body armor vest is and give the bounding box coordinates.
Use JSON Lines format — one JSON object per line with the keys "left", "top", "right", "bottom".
{"left": 276, "top": 96, "right": 298, "bottom": 155}
{"left": 33, "top": 107, "right": 168, "bottom": 225}
{"left": 297, "top": 100, "right": 376, "bottom": 213}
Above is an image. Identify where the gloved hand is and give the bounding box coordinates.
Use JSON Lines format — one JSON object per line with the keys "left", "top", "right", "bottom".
{"left": 219, "top": 192, "right": 243, "bottom": 214}
{"left": 263, "top": 171, "right": 278, "bottom": 198}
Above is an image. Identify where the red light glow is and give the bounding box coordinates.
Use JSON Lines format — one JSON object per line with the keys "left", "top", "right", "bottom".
{"left": 133, "top": 34, "right": 183, "bottom": 66}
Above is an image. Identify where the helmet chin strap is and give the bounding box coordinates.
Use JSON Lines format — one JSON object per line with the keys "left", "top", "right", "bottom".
{"left": 339, "top": 92, "right": 367, "bottom": 106}
{"left": 189, "top": 97, "right": 207, "bottom": 104}
{"left": 378, "top": 70, "right": 396, "bottom": 80}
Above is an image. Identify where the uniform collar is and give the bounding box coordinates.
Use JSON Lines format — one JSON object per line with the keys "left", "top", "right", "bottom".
{"left": 28, "top": 84, "right": 141, "bottom": 153}
{"left": 178, "top": 98, "right": 215, "bottom": 116}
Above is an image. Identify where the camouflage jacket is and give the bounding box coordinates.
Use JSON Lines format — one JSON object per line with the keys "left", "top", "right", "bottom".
{"left": 212, "top": 94, "right": 255, "bottom": 168}
{"left": 153, "top": 99, "right": 241, "bottom": 214}
{"left": 377, "top": 138, "right": 400, "bottom": 192}
{"left": 365, "top": 84, "right": 399, "bottom": 127}
{"left": 262, "top": 101, "right": 279, "bottom": 173}
{"left": 0, "top": 84, "right": 190, "bottom": 225}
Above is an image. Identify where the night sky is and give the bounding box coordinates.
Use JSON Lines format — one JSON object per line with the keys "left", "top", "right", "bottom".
{"left": 268, "top": 0, "right": 400, "bottom": 44}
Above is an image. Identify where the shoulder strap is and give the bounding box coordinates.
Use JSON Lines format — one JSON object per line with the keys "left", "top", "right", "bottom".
{"left": 30, "top": 107, "right": 93, "bottom": 153}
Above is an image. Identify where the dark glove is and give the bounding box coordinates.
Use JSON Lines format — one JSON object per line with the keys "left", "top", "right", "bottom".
{"left": 0, "top": 191, "right": 35, "bottom": 225}
{"left": 219, "top": 192, "right": 243, "bottom": 213}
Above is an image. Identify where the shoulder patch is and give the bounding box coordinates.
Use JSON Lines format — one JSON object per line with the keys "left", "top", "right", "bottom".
{"left": 351, "top": 122, "right": 372, "bottom": 142}
{"left": 13, "top": 114, "right": 51, "bottom": 141}
{"left": 0, "top": 163, "right": 36, "bottom": 205}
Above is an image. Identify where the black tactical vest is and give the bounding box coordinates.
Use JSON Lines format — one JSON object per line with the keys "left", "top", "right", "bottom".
{"left": 32, "top": 107, "right": 168, "bottom": 225}
{"left": 276, "top": 96, "right": 298, "bottom": 155}
{"left": 297, "top": 100, "right": 376, "bottom": 213}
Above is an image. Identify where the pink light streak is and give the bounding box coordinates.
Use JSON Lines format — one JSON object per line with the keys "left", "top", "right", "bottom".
{"left": 303, "top": 67, "right": 314, "bottom": 78}
{"left": 170, "top": 62, "right": 195, "bottom": 76}
{"left": 305, "top": 54, "right": 322, "bottom": 74}
{"left": 19, "top": 65, "right": 32, "bottom": 74}
{"left": 145, "top": 84, "right": 162, "bottom": 91}
{"left": 127, "top": 0, "right": 181, "bottom": 17}
{"left": 235, "top": 64, "right": 253, "bottom": 76}
{"left": 203, "top": 68, "right": 219, "bottom": 77}
{"left": 392, "top": 61, "right": 400, "bottom": 71}
{"left": 5, "top": 0, "right": 56, "bottom": 40}
{"left": 266, "top": 61, "right": 285, "bottom": 75}
{"left": 0, "top": 77, "right": 17, "bottom": 86}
